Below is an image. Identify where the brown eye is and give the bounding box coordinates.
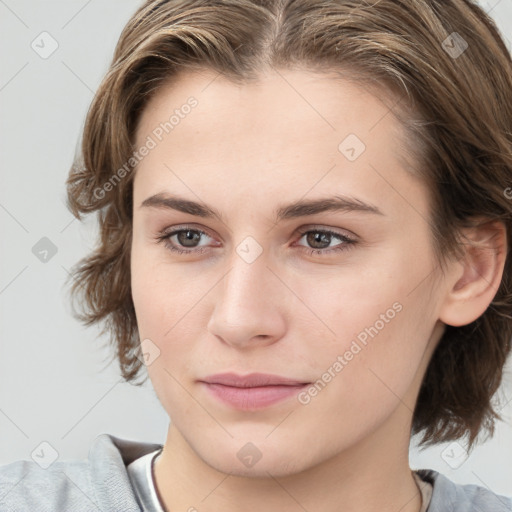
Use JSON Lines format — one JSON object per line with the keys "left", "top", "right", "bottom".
{"left": 155, "top": 226, "right": 214, "bottom": 255}
{"left": 305, "top": 231, "right": 332, "bottom": 249}
{"left": 296, "top": 229, "right": 357, "bottom": 255}
{"left": 176, "top": 229, "right": 203, "bottom": 247}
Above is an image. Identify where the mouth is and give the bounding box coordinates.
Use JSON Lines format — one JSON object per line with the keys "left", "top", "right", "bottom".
{"left": 198, "top": 372, "right": 311, "bottom": 410}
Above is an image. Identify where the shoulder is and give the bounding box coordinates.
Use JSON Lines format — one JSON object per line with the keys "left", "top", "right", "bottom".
{"left": 0, "top": 456, "right": 93, "bottom": 511}
{"left": 0, "top": 433, "right": 163, "bottom": 512}
{"left": 416, "top": 468, "right": 512, "bottom": 512}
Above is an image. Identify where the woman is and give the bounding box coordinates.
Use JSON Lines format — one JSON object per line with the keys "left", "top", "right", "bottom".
{"left": 1, "top": 0, "right": 511, "bottom": 510}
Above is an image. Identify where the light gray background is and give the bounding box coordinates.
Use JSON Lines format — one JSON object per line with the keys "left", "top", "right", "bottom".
{"left": 1, "top": 0, "right": 511, "bottom": 498}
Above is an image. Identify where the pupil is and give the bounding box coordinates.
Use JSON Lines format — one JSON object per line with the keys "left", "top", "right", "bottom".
{"left": 178, "top": 230, "right": 200, "bottom": 247}
{"left": 307, "top": 232, "right": 330, "bottom": 249}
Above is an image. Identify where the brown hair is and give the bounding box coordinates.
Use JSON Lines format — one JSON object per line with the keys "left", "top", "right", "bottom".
{"left": 65, "top": 0, "right": 512, "bottom": 450}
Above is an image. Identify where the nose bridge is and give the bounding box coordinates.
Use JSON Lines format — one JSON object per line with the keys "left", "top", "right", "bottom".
{"left": 221, "top": 244, "right": 275, "bottom": 316}
{"left": 207, "top": 241, "right": 287, "bottom": 346}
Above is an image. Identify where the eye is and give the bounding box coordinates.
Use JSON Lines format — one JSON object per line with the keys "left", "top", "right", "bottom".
{"left": 154, "top": 225, "right": 357, "bottom": 256}
{"left": 155, "top": 226, "right": 215, "bottom": 255}
{"left": 295, "top": 228, "right": 357, "bottom": 256}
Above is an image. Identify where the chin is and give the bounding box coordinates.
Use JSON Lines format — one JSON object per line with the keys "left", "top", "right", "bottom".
{"left": 192, "top": 435, "right": 319, "bottom": 478}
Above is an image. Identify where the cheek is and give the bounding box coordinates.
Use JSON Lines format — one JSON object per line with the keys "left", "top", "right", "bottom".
{"left": 305, "top": 253, "right": 436, "bottom": 402}
{"left": 130, "top": 238, "right": 191, "bottom": 336}
{"left": 292, "top": 303, "right": 425, "bottom": 450}
{"left": 130, "top": 246, "right": 208, "bottom": 392}
{"left": 133, "top": 268, "right": 198, "bottom": 414}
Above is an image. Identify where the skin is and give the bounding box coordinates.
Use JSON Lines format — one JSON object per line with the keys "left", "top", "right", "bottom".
{"left": 130, "top": 68, "right": 506, "bottom": 512}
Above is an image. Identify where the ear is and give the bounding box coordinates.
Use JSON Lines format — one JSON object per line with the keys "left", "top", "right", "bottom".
{"left": 439, "top": 220, "right": 507, "bottom": 327}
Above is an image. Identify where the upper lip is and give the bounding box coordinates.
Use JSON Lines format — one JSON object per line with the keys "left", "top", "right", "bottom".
{"left": 200, "top": 372, "right": 309, "bottom": 388}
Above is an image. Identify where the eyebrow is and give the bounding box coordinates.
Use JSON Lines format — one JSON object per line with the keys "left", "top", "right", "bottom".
{"left": 139, "top": 192, "right": 384, "bottom": 221}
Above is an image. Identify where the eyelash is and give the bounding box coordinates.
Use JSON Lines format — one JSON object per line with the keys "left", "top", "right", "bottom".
{"left": 154, "top": 225, "right": 357, "bottom": 256}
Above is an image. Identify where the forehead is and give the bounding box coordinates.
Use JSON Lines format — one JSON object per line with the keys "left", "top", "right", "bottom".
{"left": 132, "top": 68, "right": 428, "bottom": 223}
{"left": 135, "top": 68, "right": 402, "bottom": 144}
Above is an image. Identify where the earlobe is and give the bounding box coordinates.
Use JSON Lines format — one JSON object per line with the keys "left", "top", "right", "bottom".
{"left": 439, "top": 220, "right": 507, "bottom": 327}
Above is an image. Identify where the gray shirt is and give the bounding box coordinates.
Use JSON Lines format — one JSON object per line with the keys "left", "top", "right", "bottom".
{"left": 1, "top": 433, "right": 511, "bottom": 511}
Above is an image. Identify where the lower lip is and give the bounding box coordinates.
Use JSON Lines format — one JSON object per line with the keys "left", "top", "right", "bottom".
{"left": 201, "top": 382, "right": 309, "bottom": 410}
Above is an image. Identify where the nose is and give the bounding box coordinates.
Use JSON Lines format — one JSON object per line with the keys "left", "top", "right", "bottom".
{"left": 206, "top": 249, "right": 287, "bottom": 349}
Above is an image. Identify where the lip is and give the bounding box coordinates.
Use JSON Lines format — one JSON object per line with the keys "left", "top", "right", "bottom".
{"left": 199, "top": 372, "right": 310, "bottom": 410}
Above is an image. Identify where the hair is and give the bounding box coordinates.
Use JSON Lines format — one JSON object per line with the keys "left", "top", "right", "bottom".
{"left": 65, "top": 0, "right": 512, "bottom": 450}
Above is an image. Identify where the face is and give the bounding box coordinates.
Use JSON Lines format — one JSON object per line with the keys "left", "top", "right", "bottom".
{"left": 130, "top": 68, "right": 449, "bottom": 477}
